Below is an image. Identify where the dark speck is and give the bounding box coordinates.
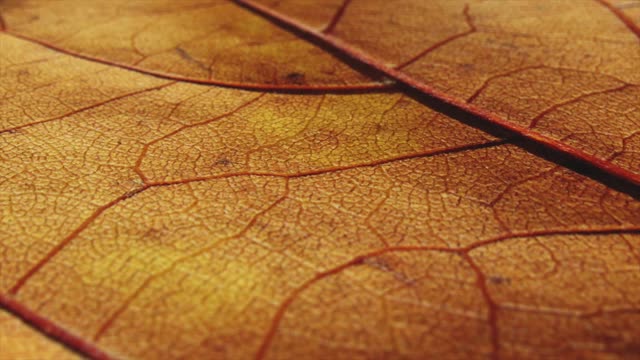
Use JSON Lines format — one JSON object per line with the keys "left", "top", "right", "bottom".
{"left": 489, "top": 276, "right": 511, "bottom": 285}
{"left": 284, "top": 72, "right": 306, "bottom": 85}
{"left": 215, "top": 158, "right": 232, "bottom": 166}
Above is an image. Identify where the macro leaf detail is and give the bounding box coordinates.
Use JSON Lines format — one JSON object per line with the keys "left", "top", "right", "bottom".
{"left": 1, "top": 1, "right": 640, "bottom": 360}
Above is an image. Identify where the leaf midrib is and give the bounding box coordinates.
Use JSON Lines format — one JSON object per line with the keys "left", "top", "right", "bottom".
{"left": 233, "top": 0, "right": 640, "bottom": 195}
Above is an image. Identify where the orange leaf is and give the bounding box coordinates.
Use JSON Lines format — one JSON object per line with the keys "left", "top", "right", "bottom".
{"left": 0, "top": 307, "right": 79, "bottom": 359}
{"left": 1, "top": 1, "right": 639, "bottom": 360}
{"left": 236, "top": 0, "right": 640, "bottom": 187}
{"left": 0, "top": 0, "right": 380, "bottom": 89}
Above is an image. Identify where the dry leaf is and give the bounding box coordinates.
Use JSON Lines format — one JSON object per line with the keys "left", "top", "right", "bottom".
{"left": 0, "top": 1, "right": 639, "bottom": 359}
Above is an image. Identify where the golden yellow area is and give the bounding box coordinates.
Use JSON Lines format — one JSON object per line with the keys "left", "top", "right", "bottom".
{"left": 0, "top": 1, "right": 640, "bottom": 360}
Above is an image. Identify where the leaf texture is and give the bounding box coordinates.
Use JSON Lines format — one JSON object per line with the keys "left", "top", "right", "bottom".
{"left": 239, "top": 0, "right": 640, "bottom": 186}
{"left": 1, "top": 1, "right": 640, "bottom": 360}
{"left": 0, "top": 308, "right": 79, "bottom": 359}
{"left": 0, "top": 0, "right": 378, "bottom": 89}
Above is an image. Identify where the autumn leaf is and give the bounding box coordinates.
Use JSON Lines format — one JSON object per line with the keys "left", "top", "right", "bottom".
{"left": 0, "top": 1, "right": 639, "bottom": 360}
{"left": 0, "top": 308, "right": 78, "bottom": 359}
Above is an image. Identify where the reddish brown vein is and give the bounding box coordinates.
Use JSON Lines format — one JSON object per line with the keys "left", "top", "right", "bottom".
{"left": 466, "top": 65, "right": 547, "bottom": 103}
{"left": 147, "top": 140, "right": 506, "bottom": 187}
{"left": 134, "top": 93, "right": 266, "bottom": 182}
{"left": 395, "top": 4, "right": 476, "bottom": 69}
{"left": 2, "top": 1, "right": 639, "bottom": 356}
{"left": 254, "top": 254, "right": 371, "bottom": 360}
{"left": 4, "top": 140, "right": 496, "bottom": 359}
{"left": 0, "top": 82, "right": 175, "bottom": 135}
{"left": 596, "top": 0, "right": 640, "bottom": 40}
{"left": 6, "top": 132, "right": 609, "bottom": 300}
{"left": 93, "top": 180, "right": 290, "bottom": 341}
{"left": 467, "top": 65, "right": 634, "bottom": 104}
{"left": 8, "top": 186, "right": 156, "bottom": 296}
{"left": 233, "top": 0, "right": 640, "bottom": 189}
{"left": 8, "top": 190, "right": 145, "bottom": 294}
{"left": 323, "top": 0, "right": 353, "bottom": 34}
{"left": 0, "top": 294, "right": 115, "bottom": 360}
{"left": 0, "top": 11, "right": 6, "bottom": 31}
{"left": 10, "top": 140, "right": 505, "bottom": 299}
{"left": 529, "top": 84, "right": 631, "bottom": 128}
{"left": 465, "top": 225, "right": 640, "bottom": 252}
{"left": 462, "top": 253, "right": 499, "bottom": 360}
{"left": 98, "top": 141, "right": 517, "bottom": 339}
{"left": 6, "top": 193, "right": 639, "bottom": 360}
{"left": 254, "top": 225, "right": 640, "bottom": 359}
{"left": 2, "top": 31, "right": 389, "bottom": 93}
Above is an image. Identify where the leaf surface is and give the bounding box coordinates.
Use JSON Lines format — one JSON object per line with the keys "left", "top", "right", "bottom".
{"left": 0, "top": 0, "right": 377, "bottom": 89}
{"left": 0, "top": 308, "right": 79, "bottom": 359}
{"left": 1, "top": 1, "right": 640, "bottom": 360}
{"left": 239, "top": 0, "right": 640, "bottom": 186}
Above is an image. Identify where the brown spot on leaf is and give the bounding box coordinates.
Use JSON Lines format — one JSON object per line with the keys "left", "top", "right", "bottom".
{"left": 283, "top": 72, "right": 306, "bottom": 85}
{"left": 488, "top": 276, "right": 511, "bottom": 285}
{"left": 214, "top": 158, "right": 232, "bottom": 166}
